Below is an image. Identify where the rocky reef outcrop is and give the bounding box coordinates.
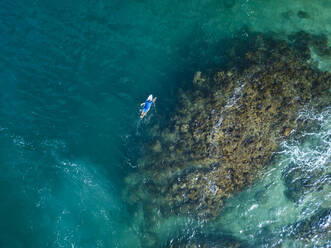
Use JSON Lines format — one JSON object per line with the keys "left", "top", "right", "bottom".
{"left": 124, "top": 34, "right": 331, "bottom": 223}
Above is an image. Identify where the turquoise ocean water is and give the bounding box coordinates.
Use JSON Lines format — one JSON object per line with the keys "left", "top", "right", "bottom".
{"left": 0, "top": 0, "right": 330, "bottom": 247}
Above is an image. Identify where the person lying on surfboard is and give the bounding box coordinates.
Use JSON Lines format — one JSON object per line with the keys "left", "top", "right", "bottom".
{"left": 140, "top": 94, "right": 157, "bottom": 119}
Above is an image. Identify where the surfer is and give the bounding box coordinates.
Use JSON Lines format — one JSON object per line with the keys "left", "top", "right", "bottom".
{"left": 140, "top": 94, "right": 157, "bottom": 119}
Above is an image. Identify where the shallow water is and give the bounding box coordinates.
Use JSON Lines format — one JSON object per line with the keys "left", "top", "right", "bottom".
{"left": 0, "top": 0, "right": 330, "bottom": 247}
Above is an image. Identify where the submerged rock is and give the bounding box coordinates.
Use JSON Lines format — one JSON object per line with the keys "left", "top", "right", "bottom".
{"left": 223, "top": 0, "right": 236, "bottom": 9}
{"left": 282, "top": 162, "right": 331, "bottom": 202}
{"left": 297, "top": 10, "right": 310, "bottom": 19}
{"left": 288, "top": 208, "right": 331, "bottom": 244}
{"left": 125, "top": 35, "right": 331, "bottom": 222}
{"left": 288, "top": 31, "right": 331, "bottom": 58}
{"left": 167, "top": 233, "right": 244, "bottom": 248}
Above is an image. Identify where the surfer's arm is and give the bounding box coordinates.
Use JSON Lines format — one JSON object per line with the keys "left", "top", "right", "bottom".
{"left": 153, "top": 97, "right": 157, "bottom": 103}
{"left": 140, "top": 102, "right": 145, "bottom": 107}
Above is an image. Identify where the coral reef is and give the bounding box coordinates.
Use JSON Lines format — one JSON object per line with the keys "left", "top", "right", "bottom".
{"left": 124, "top": 35, "right": 331, "bottom": 221}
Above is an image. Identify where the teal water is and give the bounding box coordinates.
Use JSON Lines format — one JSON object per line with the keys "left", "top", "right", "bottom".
{"left": 0, "top": 0, "right": 330, "bottom": 247}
